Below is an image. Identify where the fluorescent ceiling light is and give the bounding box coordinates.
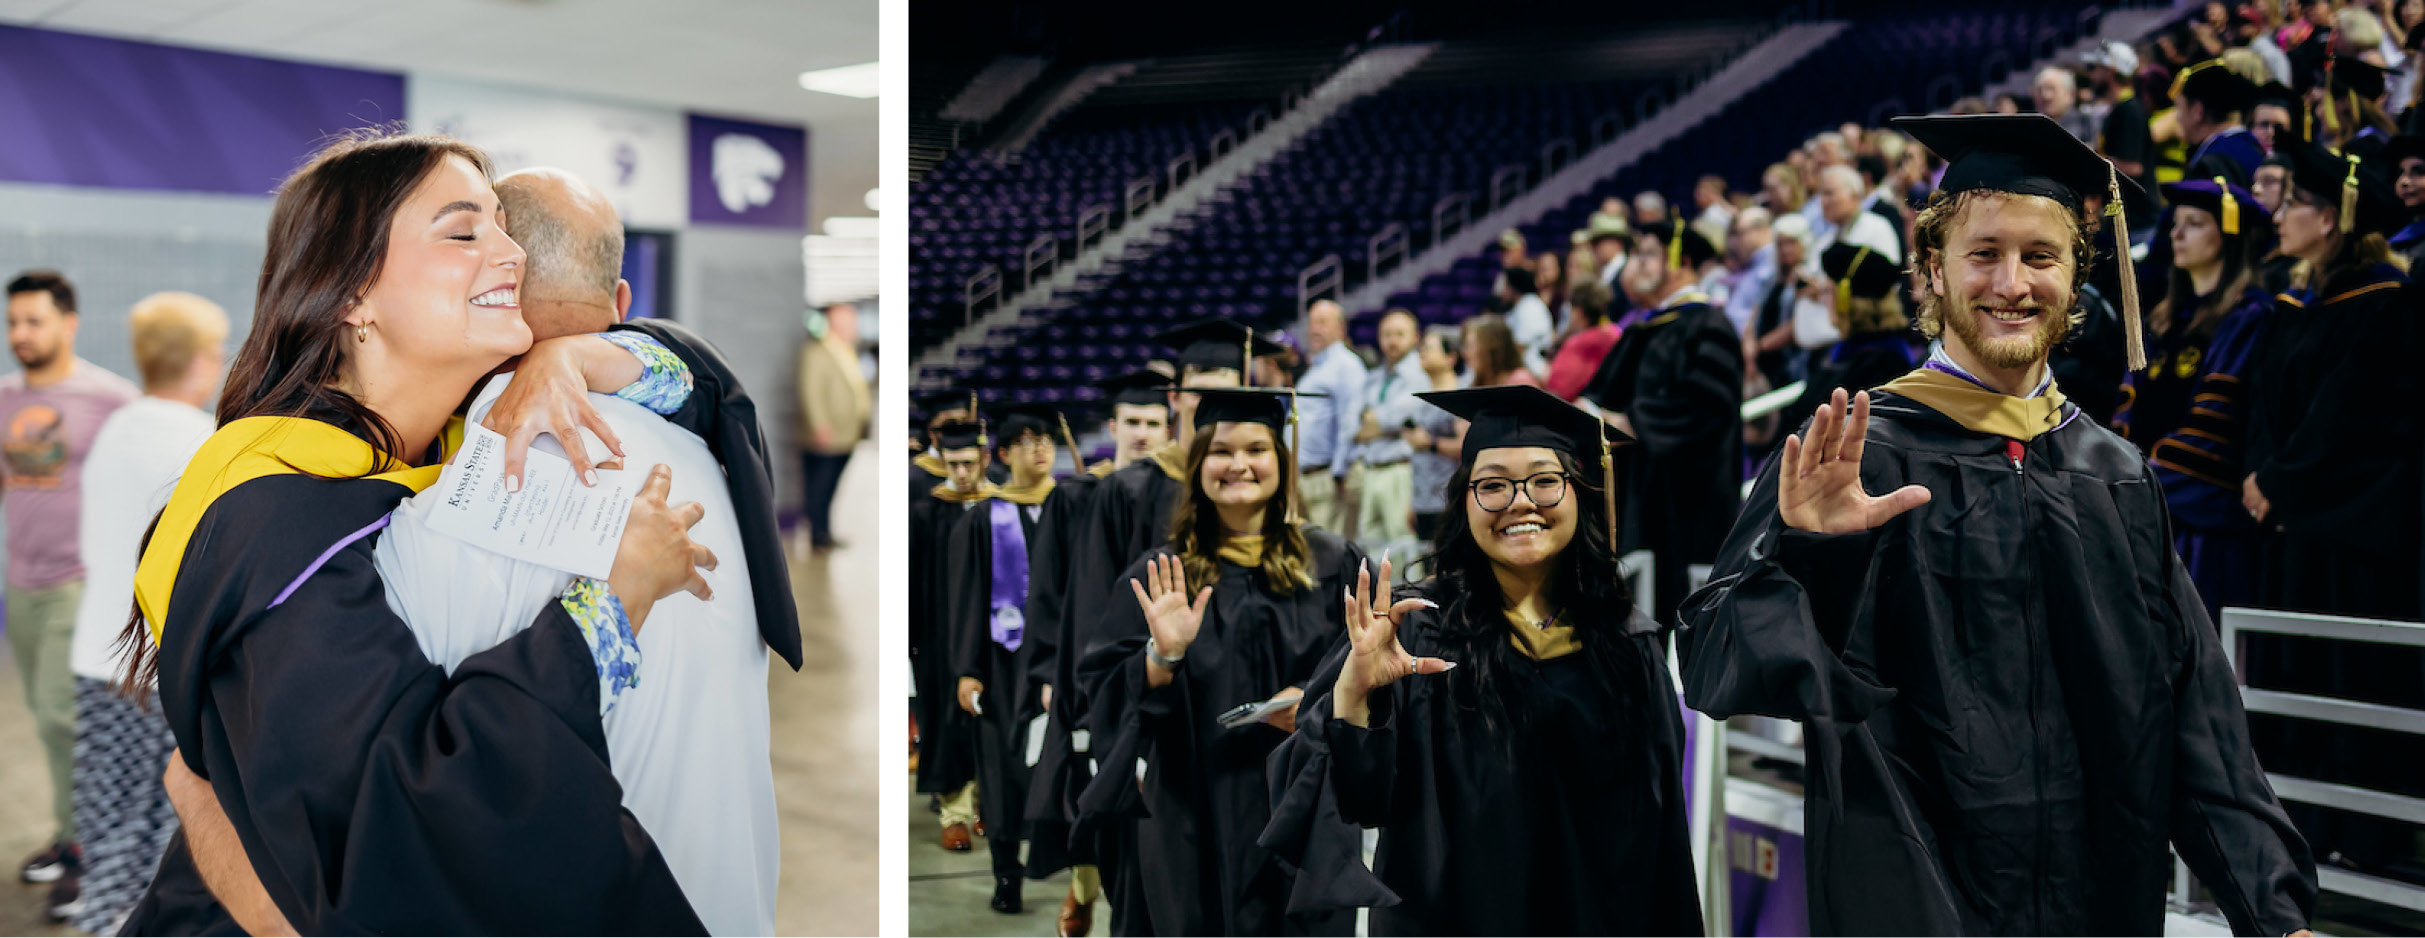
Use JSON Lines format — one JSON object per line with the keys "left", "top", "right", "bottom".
{"left": 823, "top": 216, "right": 879, "bottom": 238}
{"left": 799, "top": 62, "right": 879, "bottom": 98}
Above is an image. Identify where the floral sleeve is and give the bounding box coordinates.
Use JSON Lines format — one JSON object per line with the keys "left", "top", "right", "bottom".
{"left": 596, "top": 331, "right": 693, "bottom": 415}
{"left": 560, "top": 577, "right": 641, "bottom": 715}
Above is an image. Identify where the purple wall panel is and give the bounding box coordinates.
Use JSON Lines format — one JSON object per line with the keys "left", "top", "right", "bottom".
{"left": 0, "top": 25, "right": 404, "bottom": 195}
{"left": 686, "top": 112, "right": 808, "bottom": 229}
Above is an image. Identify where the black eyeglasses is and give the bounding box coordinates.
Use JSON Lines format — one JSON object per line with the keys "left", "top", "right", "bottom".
{"left": 1469, "top": 472, "right": 1570, "bottom": 512}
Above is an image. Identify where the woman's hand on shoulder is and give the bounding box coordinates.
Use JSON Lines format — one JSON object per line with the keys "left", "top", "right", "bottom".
{"left": 479, "top": 336, "right": 628, "bottom": 493}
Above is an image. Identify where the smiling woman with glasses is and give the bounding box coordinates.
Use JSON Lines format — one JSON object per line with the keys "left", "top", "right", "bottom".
{"left": 1261, "top": 384, "right": 1702, "bottom": 937}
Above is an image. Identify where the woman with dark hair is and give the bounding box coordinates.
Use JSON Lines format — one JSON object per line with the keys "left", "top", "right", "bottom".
{"left": 1459, "top": 314, "right": 1540, "bottom": 388}
{"left": 2114, "top": 179, "right": 2273, "bottom": 619}
{"left": 120, "top": 130, "right": 718, "bottom": 935}
{"left": 1261, "top": 384, "right": 1701, "bottom": 936}
{"left": 1073, "top": 389, "right": 1360, "bottom": 937}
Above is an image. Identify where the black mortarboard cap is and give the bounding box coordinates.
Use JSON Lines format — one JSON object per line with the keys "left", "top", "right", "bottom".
{"left": 915, "top": 388, "right": 976, "bottom": 419}
{"left": 2160, "top": 177, "right": 2271, "bottom": 235}
{"left": 2252, "top": 81, "right": 2310, "bottom": 144}
{"left": 1635, "top": 219, "right": 1718, "bottom": 268}
{"left": 1416, "top": 385, "right": 1632, "bottom": 461}
{"left": 1155, "top": 318, "right": 1285, "bottom": 373}
{"left": 2384, "top": 134, "right": 2425, "bottom": 168}
{"left": 1892, "top": 113, "right": 2146, "bottom": 214}
{"left": 2278, "top": 137, "right": 2406, "bottom": 235}
{"left": 1188, "top": 387, "right": 1304, "bottom": 431}
{"left": 1820, "top": 242, "right": 1902, "bottom": 300}
{"left": 2327, "top": 57, "right": 2394, "bottom": 100}
{"left": 988, "top": 401, "right": 1063, "bottom": 450}
{"left": 2176, "top": 60, "right": 2260, "bottom": 115}
{"left": 1095, "top": 368, "right": 1173, "bottom": 408}
{"left": 932, "top": 419, "right": 986, "bottom": 451}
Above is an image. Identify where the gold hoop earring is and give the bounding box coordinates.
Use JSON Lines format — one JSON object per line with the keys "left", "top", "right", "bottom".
{"left": 356, "top": 323, "right": 369, "bottom": 344}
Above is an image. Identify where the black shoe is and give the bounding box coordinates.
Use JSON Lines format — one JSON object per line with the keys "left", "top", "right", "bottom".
{"left": 46, "top": 875, "right": 83, "bottom": 923}
{"left": 990, "top": 876, "right": 1024, "bottom": 914}
{"left": 19, "top": 841, "right": 80, "bottom": 884}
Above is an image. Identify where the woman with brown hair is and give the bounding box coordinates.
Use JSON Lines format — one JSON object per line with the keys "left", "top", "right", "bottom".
{"left": 119, "top": 130, "right": 719, "bottom": 935}
{"left": 1073, "top": 389, "right": 1360, "bottom": 937}
{"left": 1459, "top": 314, "right": 1541, "bottom": 388}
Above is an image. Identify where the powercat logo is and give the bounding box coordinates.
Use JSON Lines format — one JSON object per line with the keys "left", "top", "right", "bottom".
{"left": 687, "top": 114, "right": 807, "bottom": 229}
{"left": 711, "top": 133, "right": 784, "bottom": 213}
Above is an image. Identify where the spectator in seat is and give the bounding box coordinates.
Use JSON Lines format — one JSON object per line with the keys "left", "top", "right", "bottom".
{"left": 1586, "top": 212, "right": 1631, "bottom": 287}
{"left": 1631, "top": 190, "right": 1668, "bottom": 230}
{"left": 1461, "top": 314, "right": 1539, "bottom": 389}
{"left": 1545, "top": 280, "right": 1620, "bottom": 402}
{"left": 1502, "top": 266, "right": 1555, "bottom": 378}
{"left": 1816, "top": 165, "right": 1903, "bottom": 265}
{"left": 1721, "top": 206, "right": 1779, "bottom": 337}
{"left": 1691, "top": 175, "right": 1735, "bottom": 247}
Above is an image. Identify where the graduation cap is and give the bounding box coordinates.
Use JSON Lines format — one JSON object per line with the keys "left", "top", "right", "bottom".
{"left": 1186, "top": 386, "right": 1329, "bottom": 523}
{"left": 2160, "top": 177, "right": 2271, "bottom": 236}
{"left": 1636, "top": 217, "right": 1718, "bottom": 268}
{"left": 2277, "top": 137, "right": 2407, "bottom": 236}
{"left": 932, "top": 419, "right": 987, "bottom": 452}
{"left": 1820, "top": 242, "right": 1901, "bottom": 306}
{"left": 1416, "top": 385, "right": 1634, "bottom": 554}
{"left": 2252, "top": 81, "right": 2310, "bottom": 144}
{"left": 2384, "top": 134, "right": 2425, "bottom": 168}
{"left": 2174, "top": 59, "right": 2259, "bottom": 116}
{"left": 1156, "top": 318, "right": 1285, "bottom": 375}
{"left": 2325, "top": 57, "right": 2394, "bottom": 101}
{"left": 1891, "top": 113, "right": 2151, "bottom": 371}
{"left": 915, "top": 389, "right": 977, "bottom": 425}
{"left": 1095, "top": 367, "right": 1174, "bottom": 409}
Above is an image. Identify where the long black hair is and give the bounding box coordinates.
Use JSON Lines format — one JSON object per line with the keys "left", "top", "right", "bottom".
{"left": 1406, "top": 448, "right": 1640, "bottom": 737}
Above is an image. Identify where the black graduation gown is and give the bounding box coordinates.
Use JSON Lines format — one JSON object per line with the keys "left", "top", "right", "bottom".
{"left": 1074, "top": 532, "right": 1362, "bottom": 937}
{"left": 945, "top": 487, "right": 1053, "bottom": 879}
{"left": 2241, "top": 265, "right": 2425, "bottom": 873}
{"left": 2047, "top": 283, "right": 2127, "bottom": 427}
{"left": 1260, "top": 590, "right": 1704, "bottom": 936}
{"left": 913, "top": 488, "right": 988, "bottom": 795}
{"left": 1021, "top": 472, "right": 1103, "bottom": 877}
{"left": 1584, "top": 299, "right": 1743, "bottom": 616}
{"left": 126, "top": 471, "right": 703, "bottom": 936}
{"left": 1677, "top": 391, "right": 2316, "bottom": 937}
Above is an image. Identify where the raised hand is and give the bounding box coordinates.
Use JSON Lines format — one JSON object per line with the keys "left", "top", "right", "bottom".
{"left": 1130, "top": 553, "right": 1212, "bottom": 664}
{"left": 1334, "top": 558, "right": 1452, "bottom": 727}
{"left": 1778, "top": 388, "right": 1931, "bottom": 535}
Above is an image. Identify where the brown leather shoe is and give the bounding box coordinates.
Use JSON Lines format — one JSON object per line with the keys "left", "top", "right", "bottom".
{"left": 1057, "top": 888, "right": 1094, "bottom": 937}
{"left": 940, "top": 823, "right": 973, "bottom": 852}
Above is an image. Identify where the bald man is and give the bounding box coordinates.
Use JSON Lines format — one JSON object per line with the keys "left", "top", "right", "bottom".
{"left": 1293, "top": 299, "right": 1365, "bottom": 534}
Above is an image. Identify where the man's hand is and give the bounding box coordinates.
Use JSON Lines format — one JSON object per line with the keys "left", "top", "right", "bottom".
{"left": 163, "top": 750, "right": 297, "bottom": 938}
{"left": 1404, "top": 425, "right": 1432, "bottom": 452}
{"left": 479, "top": 336, "right": 630, "bottom": 492}
{"left": 1778, "top": 389, "right": 1932, "bottom": 534}
{"left": 957, "top": 677, "right": 983, "bottom": 716}
{"left": 1040, "top": 684, "right": 1053, "bottom": 715}
{"left": 812, "top": 424, "right": 835, "bottom": 451}
{"left": 1354, "top": 410, "right": 1384, "bottom": 444}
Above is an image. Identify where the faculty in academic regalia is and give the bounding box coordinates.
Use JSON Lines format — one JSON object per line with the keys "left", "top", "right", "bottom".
{"left": 2241, "top": 135, "right": 2425, "bottom": 877}
{"left": 1773, "top": 243, "right": 1924, "bottom": 437}
{"left": 1074, "top": 389, "right": 1357, "bottom": 937}
{"left": 1023, "top": 368, "right": 1172, "bottom": 936}
{"left": 1261, "top": 385, "right": 1702, "bottom": 936}
{"left": 2113, "top": 178, "right": 2275, "bottom": 620}
{"left": 1582, "top": 220, "right": 1743, "bottom": 618}
{"left": 946, "top": 403, "right": 1062, "bottom": 914}
{"left": 914, "top": 417, "right": 997, "bottom": 851}
{"left": 1060, "top": 324, "right": 1278, "bottom": 934}
{"left": 119, "top": 132, "right": 715, "bottom": 935}
{"left": 1679, "top": 114, "right": 2316, "bottom": 937}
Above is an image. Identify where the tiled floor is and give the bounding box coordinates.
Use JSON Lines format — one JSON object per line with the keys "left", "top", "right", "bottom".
{"left": 0, "top": 441, "right": 880, "bottom": 935}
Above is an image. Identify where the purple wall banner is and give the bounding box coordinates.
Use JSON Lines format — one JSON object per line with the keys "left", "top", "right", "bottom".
{"left": 0, "top": 25, "right": 405, "bottom": 195}
{"left": 686, "top": 112, "right": 808, "bottom": 229}
{"left": 1727, "top": 811, "right": 1810, "bottom": 936}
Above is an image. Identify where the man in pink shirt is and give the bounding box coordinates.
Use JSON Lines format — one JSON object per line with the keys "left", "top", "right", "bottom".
{"left": 2, "top": 270, "right": 139, "bottom": 898}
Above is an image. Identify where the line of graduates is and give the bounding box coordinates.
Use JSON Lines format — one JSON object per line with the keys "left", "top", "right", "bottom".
{"left": 908, "top": 114, "right": 2347, "bottom": 937}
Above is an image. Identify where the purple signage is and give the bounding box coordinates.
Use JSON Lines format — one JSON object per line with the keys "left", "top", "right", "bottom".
{"left": 0, "top": 25, "right": 405, "bottom": 195}
{"left": 1727, "top": 813, "right": 1809, "bottom": 936}
{"left": 686, "top": 113, "right": 808, "bottom": 229}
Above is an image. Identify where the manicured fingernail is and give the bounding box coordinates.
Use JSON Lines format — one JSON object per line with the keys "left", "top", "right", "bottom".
{"left": 1417, "top": 599, "right": 1440, "bottom": 609}
{"left": 1442, "top": 662, "right": 1458, "bottom": 670}
{"left": 584, "top": 470, "right": 599, "bottom": 486}
{"left": 505, "top": 474, "right": 521, "bottom": 493}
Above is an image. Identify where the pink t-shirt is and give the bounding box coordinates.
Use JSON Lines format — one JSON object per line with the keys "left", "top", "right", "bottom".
{"left": 0, "top": 359, "right": 140, "bottom": 589}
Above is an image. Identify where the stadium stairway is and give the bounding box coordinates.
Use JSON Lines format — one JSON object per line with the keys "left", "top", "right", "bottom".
{"left": 914, "top": 41, "right": 1438, "bottom": 381}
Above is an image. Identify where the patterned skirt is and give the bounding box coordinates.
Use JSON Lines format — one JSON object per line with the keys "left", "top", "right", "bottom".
{"left": 69, "top": 676, "right": 179, "bottom": 936}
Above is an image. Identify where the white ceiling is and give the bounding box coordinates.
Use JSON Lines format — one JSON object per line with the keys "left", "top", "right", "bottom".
{"left": 0, "top": 0, "right": 877, "bottom": 227}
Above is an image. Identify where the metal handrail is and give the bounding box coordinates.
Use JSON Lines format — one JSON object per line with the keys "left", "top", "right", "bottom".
{"left": 1209, "top": 129, "right": 1237, "bottom": 161}
{"left": 1592, "top": 111, "right": 1625, "bottom": 147}
{"left": 1367, "top": 222, "right": 1408, "bottom": 282}
{"left": 1077, "top": 203, "right": 1111, "bottom": 249}
{"left": 1980, "top": 49, "right": 2014, "bottom": 89}
{"left": 1636, "top": 89, "right": 1666, "bottom": 123}
{"left": 1023, "top": 234, "right": 1056, "bottom": 288}
{"left": 1168, "top": 152, "right": 1197, "bottom": 190}
{"left": 1247, "top": 107, "right": 1271, "bottom": 135}
{"left": 1297, "top": 254, "right": 1342, "bottom": 318}
{"left": 1124, "top": 175, "right": 1156, "bottom": 222}
{"left": 1432, "top": 192, "right": 1471, "bottom": 247}
{"left": 963, "top": 264, "right": 1001, "bottom": 327}
{"left": 1490, "top": 164, "right": 1528, "bottom": 212}
{"left": 1541, "top": 137, "right": 1576, "bottom": 177}
{"left": 1925, "top": 73, "right": 1964, "bottom": 112}
{"left": 1868, "top": 98, "right": 1908, "bottom": 127}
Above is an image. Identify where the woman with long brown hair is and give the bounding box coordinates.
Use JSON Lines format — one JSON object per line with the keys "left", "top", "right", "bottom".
{"left": 1459, "top": 313, "right": 1541, "bottom": 388}
{"left": 1073, "top": 389, "right": 1359, "bottom": 936}
{"left": 120, "top": 130, "right": 718, "bottom": 935}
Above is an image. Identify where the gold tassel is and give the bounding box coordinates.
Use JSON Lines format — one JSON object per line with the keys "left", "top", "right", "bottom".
{"left": 2341, "top": 154, "right": 2361, "bottom": 235}
{"left": 1667, "top": 207, "right": 1684, "bottom": 270}
{"left": 1599, "top": 417, "right": 1619, "bottom": 558}
{"left": 1836, "top": 245, "right": 1871, "bottom": 316}
{"left": 1057, "top": 411, "right": 1082, "bottom": 468}
{"left": 1286, "top": 387, "right": 1303, "bottom": 525}
{"left": 2108, "top": 166, "right": 2146, "bottom": 372}
{"left": 2214, "top": 176, "right": 2238, "bottom": 235}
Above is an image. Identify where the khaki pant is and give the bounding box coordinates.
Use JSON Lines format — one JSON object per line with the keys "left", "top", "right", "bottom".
{"left": 8, "top": 580, "right": 82, "bottom": 841}
{"left": 1336, "top": 463, "right": 1365, "bottom": 544}
{"left": 940, "top": 780, "right": 978, "bottom": 829}
{"left": 1300, "top": 469, "right": 1346, "bottom": 534}
{"left": 1357, "top": 462, "right": 1415, "bottom": 551}
{"left": 1070, "top": 864, "right": 1103, "bottom": 903}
